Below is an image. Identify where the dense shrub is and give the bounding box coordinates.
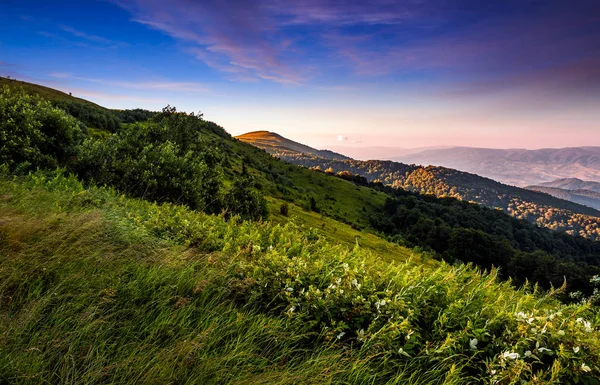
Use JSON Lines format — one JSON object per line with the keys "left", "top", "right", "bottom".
{"left": 280, "top": 202, "right": 289, "bottom": 216}
{"left": 54, "top": 99, "right": 120, "bottom": 131}
{"left": 74, "top": 110, "right": 224, "bottom": 212}
{"left": 0, "top": 86, "right": 84, "bottom": 171}
{"left": 113, "top": 108, "right": 157, "bottom": 123}
{"left": 73, "top": 106, "right": 267, "bottom": 219}
{"left": 373, "top": 193, "right": 600, "bottom": 296}
{"left": 223, "top": 176, "right": 268, "bottom": 221}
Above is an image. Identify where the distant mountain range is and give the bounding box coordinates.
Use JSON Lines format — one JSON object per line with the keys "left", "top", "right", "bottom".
{"left": 237, "top": 131, "right": 600, "bottom": 240}
{"left": 392, "top": 147, "right": 600, "bottom": 187}
{"left": 525, "top": 178, "right": 600, "bottom": 210}
{"left": 534, "top": 178, "right": 600, "bottom": 193}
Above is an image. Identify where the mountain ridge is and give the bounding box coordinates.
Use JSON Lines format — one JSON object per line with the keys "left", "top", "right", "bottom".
{"left": 393, "top": 146, "right": 600, "bottom": 186}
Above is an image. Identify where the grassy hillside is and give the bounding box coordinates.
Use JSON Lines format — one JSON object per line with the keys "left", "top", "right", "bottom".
{"left": 0, "top": 77, "right": 154, "bottom": 131}
{"left": 0, "top": 77, "right": 106, "bottom": 107}
{"left": 4, "top": 81, "right": 600, "bottom": 296}
{"left": 3, "top": 171, "right": 600, "bottom": 384}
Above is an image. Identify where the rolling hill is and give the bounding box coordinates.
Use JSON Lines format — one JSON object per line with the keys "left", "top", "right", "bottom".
{"left": 393, "top": 146, "right": 600, "bottom": 187}
{"left": 238, "top": 130, "right": 600, "bottom": 240}
{"left": 237, "top": 131, "right": 350, "bottom": 160}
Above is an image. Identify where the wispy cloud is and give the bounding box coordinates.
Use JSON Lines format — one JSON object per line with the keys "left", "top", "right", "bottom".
{"left": 115, "top": 0, "right": 305, "bottom": 85}
{"left": 49, "top": 73, "right": 209, "bottom": 92}
{"left": 59, "top": 25, "right": 128, "bottom": 47}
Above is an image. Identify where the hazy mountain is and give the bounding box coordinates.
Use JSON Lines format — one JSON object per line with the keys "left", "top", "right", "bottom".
{"left": 324, "top": 145, "right": 450, "bottom": 161}
{"left": 393, "top": 147, "right": 600, "bottom": 187}
{"left": 535, "top": 178, "right": 600, "bottom": 193}
{"left": 236, "top": 131, "right": 351, "bottom": 160}
{"left": 526, "top": 186, "right": 600, "bottom": 210}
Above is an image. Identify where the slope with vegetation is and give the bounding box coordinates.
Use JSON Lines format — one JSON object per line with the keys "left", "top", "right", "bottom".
{"left": 535, "top": 178, "right": 600, "bottom": 193}
{"left": 3, "top": 82, "right": 600, "bottom": 294}
{"left": 0, "top": 76, "right": 155, "bottom": 132}
{"left": 237, "top": 130, "right": 350, "bottom": 160}
{"left": 3, "top": 171, "right": 600, "bottom": 384}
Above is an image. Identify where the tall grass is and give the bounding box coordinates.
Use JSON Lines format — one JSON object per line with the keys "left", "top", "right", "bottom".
{"left": 1, "top": 170, "right": 599, "bottom": 384}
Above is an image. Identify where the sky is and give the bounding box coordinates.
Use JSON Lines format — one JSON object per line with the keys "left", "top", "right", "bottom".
{"left": 1, "top": 0, "right": 599, "bottom": 151}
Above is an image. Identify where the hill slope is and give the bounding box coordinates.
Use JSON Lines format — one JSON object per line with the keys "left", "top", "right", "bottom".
{"left": 393, "top": 146, "right": 600, "bottom": 187}
{"left": 3, "top": 171, "right": 600, "bottom": 384}
{"left": 236, "top": 131, "right": 351, "bottom": 160}
{"left": 5, "top": 79, "right": 600, "bottom": 295}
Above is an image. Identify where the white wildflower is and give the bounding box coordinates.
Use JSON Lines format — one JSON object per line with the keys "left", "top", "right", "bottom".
{"left": 398, "top": 347, "right": 410, "bottom": 357}
{"left": 285, "top": 287, "right": 294, "bottom": 292}
{"left": 357, "top": 329, "right": 365, "bottom": 342}
{"left": 502, "top": 351, "right": 520, "bottom": 360}
{"left": 574, "top": 346, "right": 580, "bottom": 353}
{"left": 538, "top": 347, "right": 552, "bottom": 353}
{"left": 469, "top": 338, "right": 478, "bottom": 351}
{"left": 581, "top": 363, "right": 592, "bottom": 373}
{"left": 524, "top": 350, "right": 532, "bottom": 357}
{"left": 337, "top": 332, "right": 346, "bottom": 340}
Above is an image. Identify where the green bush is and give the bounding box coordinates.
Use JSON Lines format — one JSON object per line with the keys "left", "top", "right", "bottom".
{"left": 280, "top": 202, "right": 289, "bottom": 217}
{"left": 223, "top": 176, "right": 268, "bottom": 221}
{"left": 0, "top": 86, "right": 84, "bottom": 171}
{"left": 74, "top": 114, "right": 223, "bottom": 212}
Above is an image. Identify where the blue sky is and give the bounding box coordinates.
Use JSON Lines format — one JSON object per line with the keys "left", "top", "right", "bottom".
{"left": 1, "top": 0, "right": 599, "bottom": 150}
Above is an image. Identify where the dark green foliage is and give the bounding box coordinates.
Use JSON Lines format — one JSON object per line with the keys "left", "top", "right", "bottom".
{"left": 74, "top": 107, "right": 225, "bottom": 213}
{"left": 280, "top": 202, "right": 289, "bottom": 217}
{"left": 54, "top": 100, "right": 120, "bottom": 131}
{"left": 113, "top": 108, "right": 157, "bottom": 123}
{"left": 373, "top": 191, "right": 600, "bottom": 295}
{"left": 223, "top": 176, "right": 268, "bottom": 221}
{"left": 0, "top": 86, "right": 84, "bottom": 171}
{"left": 310, "top": 196, "right": 320, "bottom": 213}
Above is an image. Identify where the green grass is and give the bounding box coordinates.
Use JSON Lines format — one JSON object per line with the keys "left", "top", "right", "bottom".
{"left": 266, "top": 196, "right": 427, "bottom": 266}
{"left": 2, "top": 171, "right": 600, "bottom": 384}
